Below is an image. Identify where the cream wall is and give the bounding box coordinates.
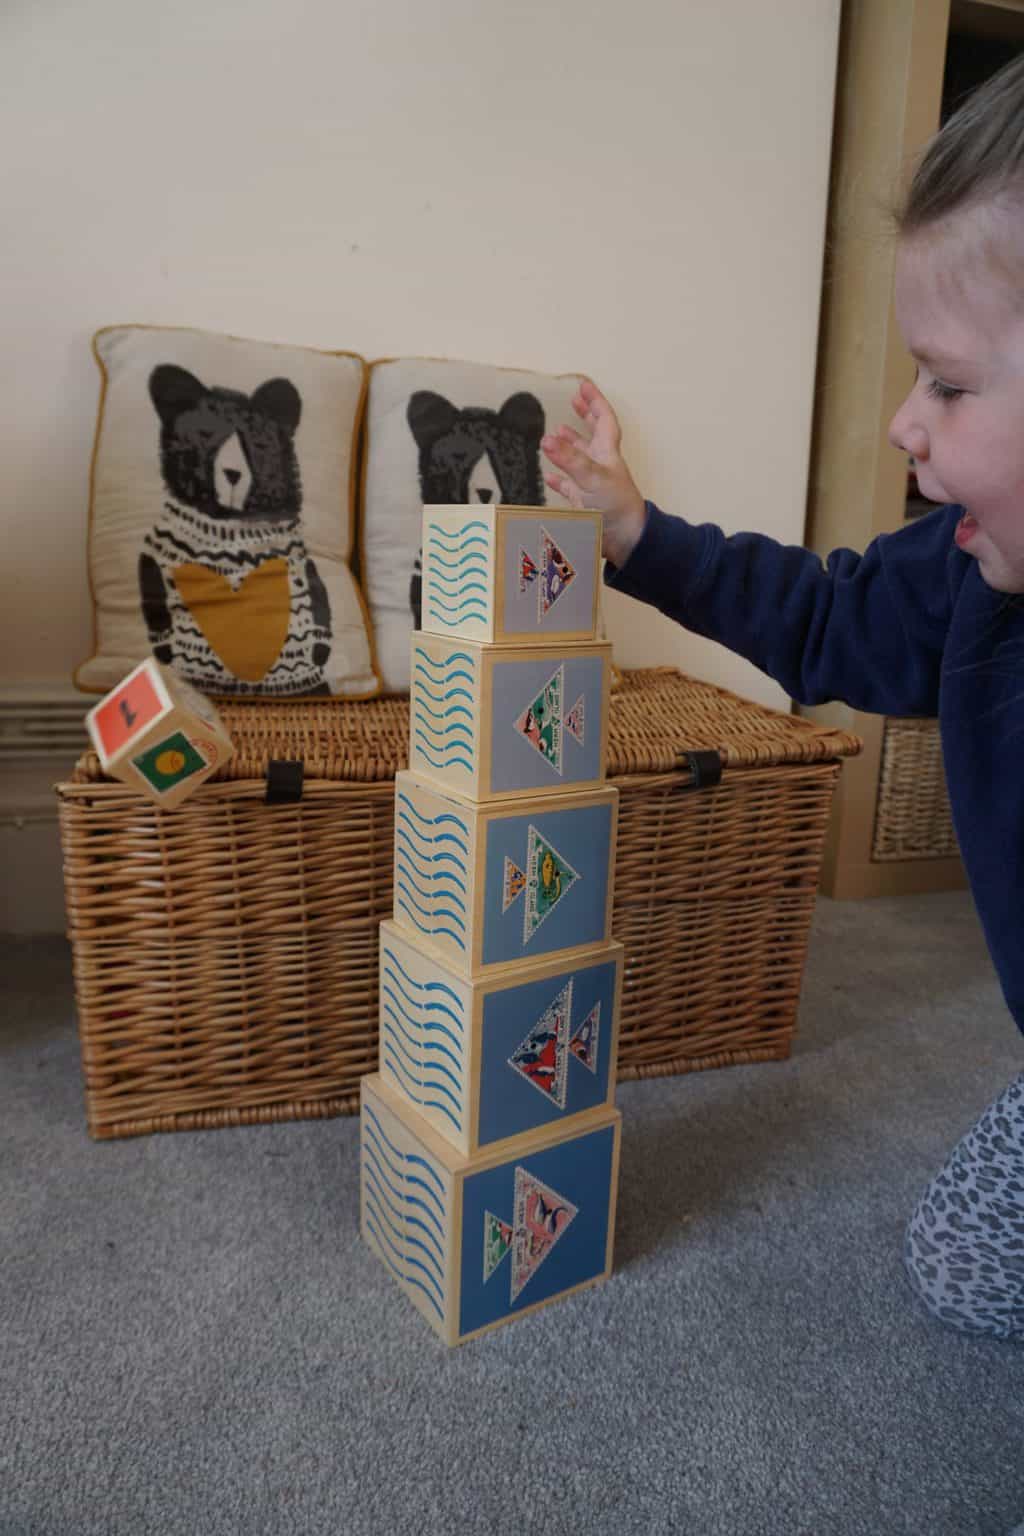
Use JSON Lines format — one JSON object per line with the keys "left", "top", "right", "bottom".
{"left": 0, "top": 0, "right": 838, "bottom": 711}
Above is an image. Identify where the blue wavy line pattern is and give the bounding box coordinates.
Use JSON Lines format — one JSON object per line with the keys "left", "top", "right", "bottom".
{"left": 411, "top": 646, "right": 477, "bottom": 780}
{"left": 395, "top": 813, "right": 468, "bottom": 862}
{"left": 381, "top": 988, "right": 464, "bottom": 1057}
{"left": 413, "top": 647, "right": 476, "bottom": 666}
{"left": 427, "top": 520, "right": 490, "bottom": 539}
{"left": 394, "top": 834, "right": 466, "bottom": 876}
{"left": 411, "top": 675, "right": 475, "bottom": 709}
{"left": 411, "top": 695, "right": 474, "bottom": 723}
{"left": 426, "top": 595, "right": 489, "bottom": 618}
{"left": 423, "top": 577, "right": 488, "bottom": 595}
{"left": 424, "top": 523, "right": 491, "bottom": 631}
{"left": 362, "top": 1102, "right": 449, "bottom": 1322}
{"left": 394, "top": 793, "right": 471, "bottom": 951}
{"left": 382, "top": 1045, "right": 462, "bottom": 1133}
{"left": 412, "top": 739, "right": 476, "bottom": 773}
{"left": 392, "top": 857, "right": 465, "bottom": 905}
{"left": 396, "top": 792, "right": 470, "bottom": 838}
{"left": 423, "top": 602, "right": 488, "bottom": 620}
{"left": 380, "top": 944, "right": 467, "bottom": 1134}
{"left": 382, "top": 948, "right": 464, "bottom": 1025}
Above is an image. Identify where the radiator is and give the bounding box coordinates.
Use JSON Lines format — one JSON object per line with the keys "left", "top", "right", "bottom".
{"left": 0, "top": 690, "right": 90, "bottom": 820}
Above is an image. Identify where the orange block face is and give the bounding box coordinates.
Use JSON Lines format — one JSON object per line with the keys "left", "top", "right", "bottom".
{"left": 91, "top": 664, "right": 166, "bottom": 759}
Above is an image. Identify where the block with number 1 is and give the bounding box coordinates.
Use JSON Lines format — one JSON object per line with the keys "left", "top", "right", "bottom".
{"left": 85, "top": 657, "right": 234, "bottom": 810}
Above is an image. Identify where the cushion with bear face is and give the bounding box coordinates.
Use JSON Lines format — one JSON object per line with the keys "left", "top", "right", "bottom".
{"left": 76, "top": 325, "right": 380, "bottom": 700}
{"left": 360, "top": 357, "right": 593, "bottom": 694}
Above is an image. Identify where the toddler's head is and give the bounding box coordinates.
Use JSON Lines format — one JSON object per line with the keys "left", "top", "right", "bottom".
{"left": 888, "top": 53, "right": 1024, "bottom": 592}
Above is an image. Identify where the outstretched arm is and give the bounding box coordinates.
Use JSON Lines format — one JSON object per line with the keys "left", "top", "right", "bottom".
{"left": 543, "top": 382, "right": 956, "bottom": 716}
{"left": 610, "top": 501, "right": 958, "bottom": 714}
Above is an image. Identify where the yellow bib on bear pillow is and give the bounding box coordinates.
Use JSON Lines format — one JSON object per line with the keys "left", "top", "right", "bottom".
{"left": 173, "top": 558, "right": 291, "bottom": 683}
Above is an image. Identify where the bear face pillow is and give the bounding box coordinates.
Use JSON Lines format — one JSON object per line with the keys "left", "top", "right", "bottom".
{"left": 360, "top": 358, "right": 593, "bottom": 694}
{"left": 77, "top": 325, "right": 380, "bottom": 700}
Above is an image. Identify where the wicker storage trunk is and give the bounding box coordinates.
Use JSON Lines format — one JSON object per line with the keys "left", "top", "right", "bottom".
{"left": 57, "top": 668, "right": 860, "bottom": 1139}
{"left": 872, "top": 717, "right": 958, "bottom": 862}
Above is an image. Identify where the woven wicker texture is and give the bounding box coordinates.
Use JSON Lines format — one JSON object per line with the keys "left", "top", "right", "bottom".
{"left": 59, "top": 668, "right": 860, "bottom": 1138}
{"left": 71, "top": 666, "right": 860, "bottom": 785}
{"left": 873, "top": 716, "right": 959, "bottom": 862}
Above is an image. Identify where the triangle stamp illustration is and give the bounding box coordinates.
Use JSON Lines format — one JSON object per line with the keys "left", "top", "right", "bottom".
{"left": 510, "top": 1166, "right": 578, "bottom": 1303}
{"left": 483, "top": 1212, "right": 513, "bottom": 1283}
{"left": 483, "top": 1165, "right": 579, "bottom": 1305}
{"left": 518, "top": 547, "right": 538, "bottom": 594}
{"left": 539, "top": 529, "right": 576, "bottom": 619}
{"left": 507, "top": 980, "right": 573, "bottom": 1108}
{"left": 517, "top": 528, "right": 577, "bottom": 622}
{"left": 522, "top": 825, "right": 580, "bottom": 944}
{"left": 513, "top": 664, "right": 564, "bottom": 775}
{"left": 569, "top": 1002, "right": 600, "bottom": 1073}
{"left": 565, "top": 694, "right": 585, "bottom": 746}
{"left": 502, "top": 856, "right": 526, "bottom": 913}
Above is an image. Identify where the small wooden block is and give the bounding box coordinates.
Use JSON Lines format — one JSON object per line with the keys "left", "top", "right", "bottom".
{"left": 409, "top": 633, "right": 611, "bottom": 804}
{"left": 379, "top": 918, "right": 622, "bottom": 1156}
{"left": 421, "top": 505, "right": 602, "bottom": 646}
{"left": 393, "top": 769, "right": 618, "bottom": 976}
{"left": 85, "top": 658, "right": 234, "bottom": 810}
{"left": 361, "top": 1072, "right": 621, "bottom": 1346}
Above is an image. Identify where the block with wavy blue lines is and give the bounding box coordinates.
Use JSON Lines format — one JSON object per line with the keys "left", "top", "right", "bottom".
{"left": 409, "top": 634, "right": 611, "bottom": 804}
{"left": 393, "top": 769, "right": 617, "bottom": 977}
{"left": 421, "top": 505, "right": 602, "bottom": 647}
{"left": 361, "top": 1072, "right": 621, "bottom": 1346}
{"left": 379, "top": 918, "right": 623, "bottom": 1156}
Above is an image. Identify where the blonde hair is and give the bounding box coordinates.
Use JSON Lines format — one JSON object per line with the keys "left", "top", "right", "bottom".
{"left": 898, "top": 52, "right": 1024, "bottom": 236}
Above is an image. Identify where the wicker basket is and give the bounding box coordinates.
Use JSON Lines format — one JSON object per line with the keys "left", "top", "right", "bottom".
{"left": 872, "top": 717, "right": 958, "bottom": 862}
{"left": 57, "top": 668, "right": 860, "bottom": 1139}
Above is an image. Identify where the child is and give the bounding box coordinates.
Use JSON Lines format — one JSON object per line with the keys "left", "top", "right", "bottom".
{"left": 542, "top": 54, "right": 1024, "bottom": 1344}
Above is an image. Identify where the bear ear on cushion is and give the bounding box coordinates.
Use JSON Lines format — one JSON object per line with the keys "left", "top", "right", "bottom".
{"left": 76, "top": 325, "right": 380, "bottom": 702}
{"left": 148, "top": 363, "right": 208, "bottom": 426}
{"left": 360, "top": 358, "right": 591, "bottom": 695}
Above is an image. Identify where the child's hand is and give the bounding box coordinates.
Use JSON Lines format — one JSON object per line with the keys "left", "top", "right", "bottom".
{"left": 542, "top": 379, "right": 647, "bottom": 568}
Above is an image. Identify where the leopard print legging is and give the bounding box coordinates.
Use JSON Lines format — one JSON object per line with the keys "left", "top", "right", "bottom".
{"left": 904, "top": 1071, "right": 1024, "bottom": 1340}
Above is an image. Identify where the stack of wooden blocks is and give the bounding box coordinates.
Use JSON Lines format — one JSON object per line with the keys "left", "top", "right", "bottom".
{"left": 360, "top": 504, "right": 624, "bottom": 1345}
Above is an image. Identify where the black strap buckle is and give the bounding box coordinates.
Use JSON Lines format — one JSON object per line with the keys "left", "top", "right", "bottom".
{"left": 265, "top": 759, "right": 305, "bottom": 805}
{"left": 682, "top": 749, "right": 723, "bottom": 790}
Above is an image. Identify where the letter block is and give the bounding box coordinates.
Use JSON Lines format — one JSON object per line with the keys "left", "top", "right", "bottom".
{"left": 361, "top": 1071, "right": 621, "bottom": 1346}
{"left": 409, "top": 632, "right": 611, "bottom": 804}
{"left": 379, "top": 918, "right": 623, "bottom": 1156}
{"left": 85, "top": 657, "right": 234, "bottom": 810}
{"left": 393, "top": 769, "right": 618, "bottom": 976}
{"left": 421, "top": 505, "right": 602, "bottom": 646}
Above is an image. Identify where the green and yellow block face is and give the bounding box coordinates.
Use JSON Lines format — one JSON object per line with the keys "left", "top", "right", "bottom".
{"left": 131, "top": 730, "right": 209, "bottom": 796}
{"left": 85, "top": 657, "right": 235, "bottom": 811}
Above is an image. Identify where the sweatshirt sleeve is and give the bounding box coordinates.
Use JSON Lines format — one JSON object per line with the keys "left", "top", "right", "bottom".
{"left": 603, "top": 501, "right": 963, "bottom": 715}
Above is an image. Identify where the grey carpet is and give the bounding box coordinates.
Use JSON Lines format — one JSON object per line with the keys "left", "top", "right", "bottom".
{"left": 2, "top": 892, "right": 1023, "bottom": 1536}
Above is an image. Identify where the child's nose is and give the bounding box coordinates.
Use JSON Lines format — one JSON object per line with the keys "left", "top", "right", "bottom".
{"left": 888, "top": 397, "right": 928, "bottom": 460}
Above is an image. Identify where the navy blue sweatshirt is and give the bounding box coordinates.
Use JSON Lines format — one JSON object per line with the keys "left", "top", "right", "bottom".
{"left": 605, "top": 501, "right": 1024, "bottom": 1038}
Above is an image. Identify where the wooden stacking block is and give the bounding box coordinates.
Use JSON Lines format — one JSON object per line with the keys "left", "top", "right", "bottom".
{"left": 85, "top": 657, "right": 234, "bottom": 810}
{"left": 379, "top": 919, "right": 622, "bottom": 1156}
{"left": 409, "top": 633, "right": 611, "bottom": 804}
{"left": 421, "top": 505, "right": 602, "bottom": 646}
{"left": 393, "top": 769, "right": 617, "bottom": 976}
{"left": 360, "top": 1072, "right": 621, "bottom": 1346}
